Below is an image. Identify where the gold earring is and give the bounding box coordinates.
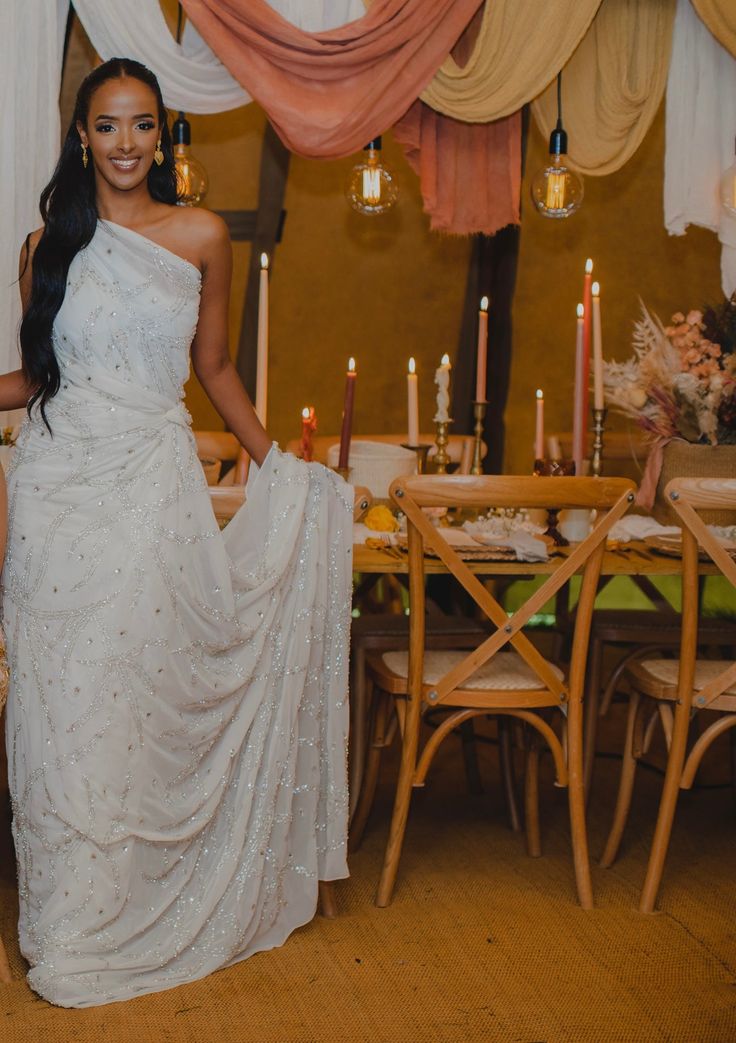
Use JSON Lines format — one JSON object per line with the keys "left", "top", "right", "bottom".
{"left": 154, "top": 139, "right": 164, "bottom": 166}
{"left": 81, "top": 143, "right": 88, "bottom": 169}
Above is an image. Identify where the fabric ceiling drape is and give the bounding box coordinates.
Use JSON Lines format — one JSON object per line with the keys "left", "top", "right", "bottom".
{"left": 419, "top": 0, "right": 600, "bottom": 123}
{"left": 179, "top": 0, "right": 482, "bottom": 158}
{"left": 691, "top": 0, "right": 736, "bottom": 56}
{"left": 72, "top": 0, "right": 367, "bottom": 113}
{"left": 532, "top": 0, "right": 676, "bottom": 176}
{"left": 393, "top": 104, "right": 521, "bottom": 236}
{"left": 665, "top": 0, "right": 736, "bottom": 297}
{"left": 0, "top": 0, "right": 69, "bottom": 410}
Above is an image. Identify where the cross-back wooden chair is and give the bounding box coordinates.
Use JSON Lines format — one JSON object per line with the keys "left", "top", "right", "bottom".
{"left": 600, "top": 476, "right": 736, "bottom": 913}
{"left": 351, "top": 473, "right": 636, "bottom": 909}
{"left": 193, "top": 430, "right": 249, "bottom": 485}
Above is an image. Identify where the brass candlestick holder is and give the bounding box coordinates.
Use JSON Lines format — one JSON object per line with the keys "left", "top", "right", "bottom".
{"left": 470, "top": 400, "right": 487, "bottom": 476}
{"left": 433, "top": 418, "right": 452, "bottom": 474}
{"left": 401, "top": 443, "right": 432, "bottom": 475}
{"left": 591, "top": 407, "right": 607, "bottom": 478}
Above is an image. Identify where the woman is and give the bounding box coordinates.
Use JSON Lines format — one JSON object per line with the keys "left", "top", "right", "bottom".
{"left": 1, "top": 58, "right": 351, "bottom": 1007}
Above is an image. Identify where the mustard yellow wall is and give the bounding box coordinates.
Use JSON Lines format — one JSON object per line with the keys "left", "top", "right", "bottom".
{"left": 60, "top": 17, "right": 722, "bottom": 474}
{"left": 509, "top": 108, "right": 721, "bottom": 475}
{"left": 183, "top": 110, "right": 470, "bottom": 449}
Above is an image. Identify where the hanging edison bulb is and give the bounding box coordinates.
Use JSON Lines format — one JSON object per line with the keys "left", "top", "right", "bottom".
{"left": 346, "top": 137, "right": 398, "bottom": 215}
{"left": 173, "top": 112, "right": 209, "bottom": 207}
{"left": 720, "top": 137, "right": 736, "bottom": 217}
{"left": 531, "top": 74, "right": 584, "bottom": 219}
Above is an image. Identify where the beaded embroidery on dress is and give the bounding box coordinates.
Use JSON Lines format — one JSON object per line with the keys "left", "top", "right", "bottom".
{"left": 2, "top": 221, "right": 351, "bottom": 1008}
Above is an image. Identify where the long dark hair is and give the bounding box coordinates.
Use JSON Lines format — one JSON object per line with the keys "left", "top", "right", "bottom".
{"left": 20, "top": 58, "right": 178, "bottom": 430}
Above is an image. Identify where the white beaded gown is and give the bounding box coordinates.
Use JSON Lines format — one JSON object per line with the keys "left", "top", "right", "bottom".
{"left": 2, "top": 220, "right": 352, "bottom": 1008}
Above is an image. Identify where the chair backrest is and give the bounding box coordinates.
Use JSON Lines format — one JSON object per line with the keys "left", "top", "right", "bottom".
{"left": 284, "top": 433, "right": 485, "bottom": 474}
{"left": 390, "top": 474, "right": 636, "bottom": 706}
{"left": 193, "top": 431, "right": 249, "bottom": 484}
{"left": 666, "top": 477, "right": 736, "bottom": 711}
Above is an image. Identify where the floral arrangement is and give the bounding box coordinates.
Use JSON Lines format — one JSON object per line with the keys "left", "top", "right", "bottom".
{"left": 0, "top": 427, "right": 15, "bottom": 447}
{"left": 603, "top": 294, "right": 736, "bottom": 445}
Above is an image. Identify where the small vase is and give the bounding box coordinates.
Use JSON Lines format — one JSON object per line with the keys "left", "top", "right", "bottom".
{"left": 653, "top": 440, "right": 736, "bottom": 525}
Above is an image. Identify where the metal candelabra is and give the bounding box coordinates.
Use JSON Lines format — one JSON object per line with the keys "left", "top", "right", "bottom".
{"left": 470, "top": 401, "right": 486, "bottom": 476}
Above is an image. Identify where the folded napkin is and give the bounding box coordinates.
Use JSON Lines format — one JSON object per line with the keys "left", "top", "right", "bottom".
{"left": 607, "top": 516, "right": 681, "bottom": 543}
{"left": 464, "top": 517, "right": 548, "bottom": 562}
{"left": 608, "top": 516, "right": 736, "bottom": 546}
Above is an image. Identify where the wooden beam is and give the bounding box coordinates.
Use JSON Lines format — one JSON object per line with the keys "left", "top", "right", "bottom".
{"left": 228, "top": 121, "right": 291, "bottom": 401}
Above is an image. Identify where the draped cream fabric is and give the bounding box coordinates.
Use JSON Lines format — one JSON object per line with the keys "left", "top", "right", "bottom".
{"left": 420, "top": 0, "right": 600, "bottom": 122}
{"left": 692, "top": 0, "right": 736, "bottom": 57}
{"left": 0, "top": 0, "right": 69, "bottom": 419}
{"left": 532, "top": 0, "right": 676, "bottom": 176}
{"left": 665, "top": 0, "right": 736, "bottom": 297}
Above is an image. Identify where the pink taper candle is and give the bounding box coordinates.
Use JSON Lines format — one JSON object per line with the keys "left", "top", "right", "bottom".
{"left": 338, "top": 358, "right": 356, "bottom": 470}
{"left": 580, "top": 258, "right": 593, "bottom": 445}
{"left": 534, "top": 389, "right": 545, "bottom": 461}
{"left": 407, "top": 357, "right": 419, "bottom": 445}
{"left": 572, "top": 303, "right": 585, "bottom": 475}
{"left": 592, "top": 282, "right": 604, "bottom": 410}
{"left": 476, "top": 296, "right": 489, "bottom": 401}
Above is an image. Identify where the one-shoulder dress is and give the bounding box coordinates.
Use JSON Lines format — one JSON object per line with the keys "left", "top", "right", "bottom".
{"left": 2, "top": 220, "right": 351, "bottom": 1007}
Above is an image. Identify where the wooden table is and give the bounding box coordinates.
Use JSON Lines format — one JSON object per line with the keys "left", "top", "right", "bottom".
{"left": 352, "top": 539, "right": 719, "bottom": 577}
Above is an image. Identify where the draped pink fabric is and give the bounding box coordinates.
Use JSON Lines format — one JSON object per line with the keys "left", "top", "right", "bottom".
{"left": 394, "top": 102, "right": 521, "bottom": 236}
{"left": 180, "top": 0, "right": 483, "bottom": 158}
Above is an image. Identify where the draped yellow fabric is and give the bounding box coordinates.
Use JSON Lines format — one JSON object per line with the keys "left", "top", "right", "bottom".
{"left": 692, "top": 0, "right": 736, "bottom": 57}
{"left": 531, "top": 0, "right": 676, "bottom": 176}
{"left": 420, "top": 0, "right": 601, "bottom": 122}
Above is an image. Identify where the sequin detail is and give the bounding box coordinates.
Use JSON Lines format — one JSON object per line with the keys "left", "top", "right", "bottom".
{"left": 2, "top": 220, "right": 352, "bottom": 1008}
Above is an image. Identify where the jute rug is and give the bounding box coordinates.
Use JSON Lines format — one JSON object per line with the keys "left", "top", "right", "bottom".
{"left": 2, "top": 706, "right": 735, "bottom": 1043}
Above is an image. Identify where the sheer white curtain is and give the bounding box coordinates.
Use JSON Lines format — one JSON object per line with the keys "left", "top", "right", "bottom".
{"left": 665, "top": 0, "right": 736, "bottom": 296}
{"left": 72, "top": 0, "right": 366, "bottom": 113}
{"left": 0, "top": 0, "right": 69, "bottom": 405}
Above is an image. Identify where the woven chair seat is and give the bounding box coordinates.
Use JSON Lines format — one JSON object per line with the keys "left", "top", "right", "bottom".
{"left": 381, "top": 649, "right": 564, "bottom": 692}
{"left": 632, "top": 657, "right": 736, "bottom": 698}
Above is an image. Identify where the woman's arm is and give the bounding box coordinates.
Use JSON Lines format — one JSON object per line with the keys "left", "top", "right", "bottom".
{"left": 189, "top": 215, "right": 272, "bottom": 468}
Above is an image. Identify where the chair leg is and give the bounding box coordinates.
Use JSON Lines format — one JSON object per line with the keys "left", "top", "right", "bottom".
{"left": 0, "top": 937, "right": 11, "bottom": 983}
{"left": 318, "top": 881, "right": 339, "bottom": 919}
{"left": 459, "top": 718, "right": 483, "bottom": 795}
{"left": 375, "top": 697, "right": 421, "bottom": 908}
{"left": 348, "top": 643, "right": 368, "bottom": 820}
{"left": 350, "top": 688, "right": 390, "bottom": 852}
{"left": 583, "top": 637, "right": 604, "bottom": 804}
{"left": 498, "top": 717, "right": 522, "bottom": 832}
{"left": 524, "top": 729, "right": 541, "bottom": 858}
{"left": 600, "top": 691, "right": 642, "bottom": 869}
{"left": 567, "top": 697, "right": 593, "bottom": 909}
{"left": 639, "top": 701, "right": 691, "bottom": 914}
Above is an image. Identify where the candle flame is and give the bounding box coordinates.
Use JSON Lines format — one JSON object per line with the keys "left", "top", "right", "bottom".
{"left": 302, "top": 406, "right": 311, "bottom": 419}
{"left": 480, "top": 296, "right": 489, "bottom": 312}
{"left": 536, "top": 388, "right": 543, "bottom": 400}
{"left": 441, "top": 353, "right": 450, "bottom": 366}
{"left": 348, "top": 357, "right": 356, "bottom": 373}
{"left": 260, "top": 252, "right": 269, "bottom": 270}
{"left": 592, "top": 281, "right": 600, "bottom": 296}
{"left": 585, "top": 258, "right": 593, "bottom": 274}
{"left": 408, "top": 357, "right": 416, "bottom": 374}
{"left": 577, "top": 303, "right": 584, "bottom": 318}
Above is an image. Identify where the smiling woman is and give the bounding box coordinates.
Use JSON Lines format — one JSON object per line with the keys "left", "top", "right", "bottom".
{"left": 0, "top": 57, "right": 351, "bottom": 1007}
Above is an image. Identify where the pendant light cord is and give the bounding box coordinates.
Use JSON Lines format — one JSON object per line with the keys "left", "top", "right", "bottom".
{"left": 556, "top": 71, "right": 563, "bottom": 132}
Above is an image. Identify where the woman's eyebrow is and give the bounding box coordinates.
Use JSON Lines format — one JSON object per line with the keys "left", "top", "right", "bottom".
{"left": 93, "top": 112, "right": 155, "bottom": 120}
